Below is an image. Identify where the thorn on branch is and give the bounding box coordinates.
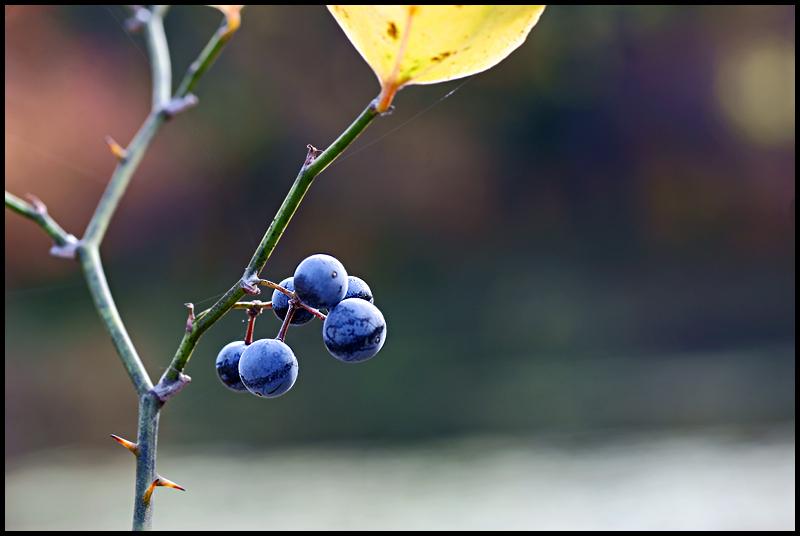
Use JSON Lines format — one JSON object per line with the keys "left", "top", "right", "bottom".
{"left": 185, "top": 303, "right": 195, "bottom": 333}
{"left": 104, "top": 136, "right": 129, "bottom": 161}
{"left": 110, "top": 434, "right": 139, "bottom": 455}
{"left": 25, "top": 194, "right": 47, "bottom": 216}
{"left": 156, "top": 475, "right": 185, "bottom": 492}
{"left": 303, "top": 144, "right": 323, "bottom": 168}
{"left": 163, "top": 94, "right": 199, "bottom": 118}
{"left": 143, "top": 474, "right": 185, "bottom": 504}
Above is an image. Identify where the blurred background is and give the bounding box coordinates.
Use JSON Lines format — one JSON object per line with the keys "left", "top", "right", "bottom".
{"left": 5, "top": 5, "right": 794, "bottom": 530}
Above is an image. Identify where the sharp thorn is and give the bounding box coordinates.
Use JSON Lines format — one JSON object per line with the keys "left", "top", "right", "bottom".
{"left": 104, "top": 136, "right": 128, "bottom": 161}
{"left": 143, "top": 479, "right": 158, "bottom": 504}
{"left": 185, "top": 303, "right": 195, "bottom": 332}
{"left": 110, "top": 434, "right": 138, "bottom": 455}
{"left": 25, "top": 194, "right": 47, "bottom": 216}
{"left": 156, "top": 474, "right": 186, "bottom": 491}
{"left": 143, "top": 474, "right": 186, "bottom": 504}
{"left": 303, "top": 144, "right": 323, "bottom": 167}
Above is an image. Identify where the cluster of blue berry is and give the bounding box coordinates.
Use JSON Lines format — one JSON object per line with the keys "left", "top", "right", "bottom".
{"left": 215, "top": 254, "right": 387, "bottom": 398}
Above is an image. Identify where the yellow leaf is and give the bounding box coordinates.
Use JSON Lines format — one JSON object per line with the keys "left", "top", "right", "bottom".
{"left": 328, "top": 5, "right": 546, "bottom": 111}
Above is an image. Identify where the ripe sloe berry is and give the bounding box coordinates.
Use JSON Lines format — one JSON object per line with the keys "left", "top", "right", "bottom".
{"left": 272, "top": 277, "right": 314, "bottom": 325}
{"left": 215, "top": 341, "right": 250, "bottom": 392}
{"left": 323, "top": 298, "right": 387, "bottom": 363}
{"left": 293, "top": 254, "right": 348, "bottom": 310}
{"left": 344, "top": 276, "right": 374, "bottom": 303}
{"left": 238, "top": 338, "right": 298, "bottom": 397}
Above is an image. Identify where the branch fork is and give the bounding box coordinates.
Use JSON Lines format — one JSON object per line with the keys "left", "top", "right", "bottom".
{"left": 150, "top": 370, "right": 192, "bottom": 404}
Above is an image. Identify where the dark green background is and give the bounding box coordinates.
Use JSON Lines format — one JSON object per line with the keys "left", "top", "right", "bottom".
{"left": 5, "top": 6, "right": 794, "bottom": 459}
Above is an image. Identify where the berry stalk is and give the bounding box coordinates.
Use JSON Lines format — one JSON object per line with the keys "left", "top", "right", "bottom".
{"left": 244, "top": 307, "right": 260, "bottom": 345}
{"left": 276, "top": 305, "right": 296, "bottom": 342}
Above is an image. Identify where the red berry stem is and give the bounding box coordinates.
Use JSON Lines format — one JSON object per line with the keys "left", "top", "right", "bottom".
{"left": 244, "top": 306, "right": 260, "bottom": 345}
{"left": 276, "top": 305, "right": 296, "bottom": 342}
{"left": 304, "top": 305, "right": 327, "bottom": 322}
{"left": 257, "top": 278, "right": 293, "bottom": 298}
{"left": 258, "top": 278, "right": 327, "bottom": 321}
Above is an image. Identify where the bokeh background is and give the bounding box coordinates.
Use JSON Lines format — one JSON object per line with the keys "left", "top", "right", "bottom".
{"left": 5, "top": 5, "right": 794, "bottom": 530}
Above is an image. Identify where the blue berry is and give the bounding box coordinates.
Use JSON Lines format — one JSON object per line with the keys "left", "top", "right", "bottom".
{"left": 344, "top": 276, "right": 374, "bottom": 303}
{"left": 238, "top": 339, "right": 298, "bottom": 397}
{"left": 323, "top": 298, "right": 387, "bottom": 363}
{"left": 272, "top": 277, "right": 315, "bottom": 325}
{"left": 293, "top": 254, "right": 348, "bottom": 309}
{"left": 215, "top": 341, "right": 250, "bottom": 392}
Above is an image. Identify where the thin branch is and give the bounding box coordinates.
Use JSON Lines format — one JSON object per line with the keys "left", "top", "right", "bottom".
{"left": 4, "top": 191, "right": 77, "bottom": 252}
{"left": 160, "top": 99, "right": 380, "bottom": 383}
{"left": 144, "top": 5, "right": 172, "bottom": 109}
{"left": 82, "top": 110, "right": 167, "bottom": 246}
{"left": 82, "top": 11, "right": 235, "bottom": 247}
{"left": 6, "top": 8, "right": 242, "bottom": 532}
{"left": 245, "top": 102, "right": 380, "bottom": 277}
{"left": 131, "top": 392, "right": 161, "bottom": 531}
{"left": 174, "top": 7, "right": 243, "bottom": 98}
{"left": 77, "top": 243, "right": 153, "bottom": 395}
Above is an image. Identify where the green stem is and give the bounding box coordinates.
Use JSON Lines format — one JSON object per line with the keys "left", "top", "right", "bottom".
{"left": 162, "top": 99, "right": 380, "bottom": 381}
{"left": 7, "top": 7, "right": 378, "bottom": 529}
{"left": 83, "top": 10, "right": 233, "bottom": 247}
{"left": 82, "top": 110, "right": 167, "bottom": 246}
{"left": 78, "top": 243, "right": 153, "bottom": 395}
{"left": 79, "top": 10, "right": 235, "bottom": 530}
{"left": 175, "top": 15, "right": 234, "bottom": 98}
{"left": 144, "top": 6, "right": 172, "bottom": 108}
{"left": 6, "top": 8, "right": 238, "bottom": 532}
{"left": 246, "top": 101, "right": 379, "bottom": 275}
{"left": 4, "top": 191, "right": 75, "bottom": 247}
{"left": 131, "top": 393, "right": 162, "bottom": 531}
